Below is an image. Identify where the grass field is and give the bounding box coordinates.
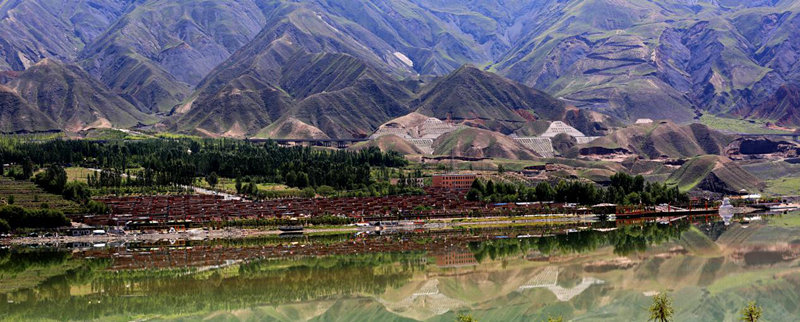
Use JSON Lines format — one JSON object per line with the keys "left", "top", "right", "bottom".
{"left": 764, "top": 177, "right": 800, "bottom": 196}
{"left": 196, "top": 177, "right": 301, "bottom": 194}
{"left": 0, "top": 176, "right": 83, "bottom": 213}
{"left": 698, "top": 114, "right": 793, "bottom": 134}
{"left": 65, "top": 167, "right": 94, "bottom": 183}
{"left": 767, "top": 212, "right": 800, "bottom": 227}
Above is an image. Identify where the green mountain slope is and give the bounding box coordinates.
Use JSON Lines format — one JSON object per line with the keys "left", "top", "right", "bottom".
{"left": 177, "top": 52, "right": 412, "bottom": 138}
{"left": 6, "top": 59, "right": 155, "bottom": 131}
{"left": 433, "top": 127, "right": 541, "bottom": 159}
{"left": 0, "top": 0, "right": 133, "bottom": 71}
{"left": 78, "top": 0, "right": 276, "bottom": 112}
{"left": 3, "top": 0, "right": 800, "bottom": 133}
{"left": 0, "top": 85, "right": 59, "bottom": 133}
{"left": 582, "top": 121, "right": 735, "bottom": 159}
{"left": 666, "top": 155, "right": 763, "bottom": 193}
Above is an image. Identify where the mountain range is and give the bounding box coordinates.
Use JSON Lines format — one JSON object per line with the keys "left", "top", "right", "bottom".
{"left": 1, "top": 0, "right": 799, "bottom": 137}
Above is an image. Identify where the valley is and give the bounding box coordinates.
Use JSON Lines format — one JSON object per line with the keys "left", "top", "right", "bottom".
{"left": 1, "top": 1, "right": 800, "bottom": 321}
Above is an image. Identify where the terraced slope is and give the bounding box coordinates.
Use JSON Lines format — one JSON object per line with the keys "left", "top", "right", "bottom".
{"left": 351, "top": 135, "right": 425, "bottom": 155}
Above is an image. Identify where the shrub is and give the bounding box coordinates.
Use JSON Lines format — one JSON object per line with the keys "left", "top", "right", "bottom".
{"left": 0, "top": 219, "right": 9, "bottom": 233}
{"left": 0, "top": 205, "right": 70, "bottom": 230}
{"left": 62, "top": 181, "right": 91, "bottom": 203}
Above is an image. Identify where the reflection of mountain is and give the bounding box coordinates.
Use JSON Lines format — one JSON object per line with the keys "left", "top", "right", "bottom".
{"left": 9, "top": 221, "right": 800, "bottom": 321}
{"left": 517, "top": 266, "right": 605, "bottom": 301}
{"left": 379, "top": 279, "right": 467, "bottom": 319}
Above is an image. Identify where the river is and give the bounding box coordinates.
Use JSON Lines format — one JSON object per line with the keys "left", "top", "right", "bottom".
{"left": 1, "top": 215, "right": 800, "bottom": 321}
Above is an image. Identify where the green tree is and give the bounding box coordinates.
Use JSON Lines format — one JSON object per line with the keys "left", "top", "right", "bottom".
{"left": 485, "top": 180, "right": 495, "bottom": 196}
{"left": 62, "top": 181, "right": 91, "bottom": 203}
{"left": 497, "top": 164, "right": 505, "bottom": 174}
{"left": 301, "top": 187, "right": 316, "bottom": 198}
{"left": 6, "top": 195, "right": 14, "bottom": 205}
{"left": 535, "top": 182, "right": 556, "bottom": 201}
{"left": 456, "top": 313, "right": 477, "bottom": 322}
{"left": 33, "top": 164, "right": 67, "bottom": 194}
{"left": 649, "top": 292, "right": 674, "bottom": 322}
{"left": 466, "top": 189, "right": 483, "bottom": 201}
{"left": 21, "top": 158, "right": 33, "bottom": 179}
{"left": 206, "top": 172, "right": 219, "bottom": 189}
{"left": 547, "top": 316, "right": 564, "bottom": 322}
{"left": 740, "top": 301, "right": 762, "bottom": 322}
{"left": 0, "top": 218, "right": 9, "bottom": 233}
{"left": 316, "top": 185, "right": 336, "bottom": 197}
{"left": 470, "top": 179, "right": 485, "bottom": 194}
{"left": 235, "top": 177, "right": 243, "bottom": 194}
{"left": 86, "top": 200, "right": 110, "bottom": 214}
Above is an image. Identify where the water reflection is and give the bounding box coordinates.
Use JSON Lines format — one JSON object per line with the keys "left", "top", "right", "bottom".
{"left": 2, "top": 216, "right": 800, "bottom": 320}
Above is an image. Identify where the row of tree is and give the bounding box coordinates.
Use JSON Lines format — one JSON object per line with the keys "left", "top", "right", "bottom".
{"left": 0, "top": 139, "right": 408, "bottom": 190}
{"left": 0, "top": 206, "right": 70, "bottom": 233}
{"left": 466, "top": 173, "right": 688, "bottom": 206}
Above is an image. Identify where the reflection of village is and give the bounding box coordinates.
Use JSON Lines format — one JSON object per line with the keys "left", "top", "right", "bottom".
{"left": 27, "top": 214, "right": 800, "bottom": 320}
{"left": 69, "top": 227, "right": 555, "bottom": 270}
{"left": 379, "top": 217, "right": 800, "bottom": 319}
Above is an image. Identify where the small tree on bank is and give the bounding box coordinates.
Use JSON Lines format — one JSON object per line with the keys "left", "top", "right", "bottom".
{"left": 456, "top": 313, "right": 477, "bottom": 322}
{"left": 741, "top": 301, "right": 762, "bottom": 322}
{"left": 649, "top": 292, "right": 674, "bottom": 322}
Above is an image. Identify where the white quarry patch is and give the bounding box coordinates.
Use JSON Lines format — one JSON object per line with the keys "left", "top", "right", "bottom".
{"left": 514, "top": 137, "right": 555, "bottom": 158}
{"left": 370, "top": 116, "right": 459, "bottom": 155}
{"left": 541, "top": 121, "right": 586, "bottom": 138}
{"left": 518, "top": 266, "right": 605, "bottom": 301}
{"left": 393, "top": 52, "right": 414, "bottom": 67}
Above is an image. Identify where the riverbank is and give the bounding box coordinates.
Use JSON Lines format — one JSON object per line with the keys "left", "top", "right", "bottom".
{"left": 0, "top": 215, "right": 594, "bottom": 246}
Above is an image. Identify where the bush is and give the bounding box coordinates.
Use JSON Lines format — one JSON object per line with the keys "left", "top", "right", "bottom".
{"left": 86, "top": 200, "right": 110, "bottom": 214}
{"left": 301, "top": 187, "right": 316, "bottom": 198}
{"left": 62, "top": 181, "right": 91, "bottom": 203}
{"left": 33, "top": 164, "right": 67, "bottom": 194}
{"left": 0, "top": 218, "right": 9, "bottom": 233}
{"left": 316, "top": 185, "right": 336, "bottom": 197}
{"left": 0, "top": 205, "right": 70, "bottom": 230}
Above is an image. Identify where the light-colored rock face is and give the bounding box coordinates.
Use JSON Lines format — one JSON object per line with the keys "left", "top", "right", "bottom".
{"left": 370, "top": 114, "right": 463, "bottom": 154}
{"left": 540, "top": 121, "right": 586, "bottom": 138}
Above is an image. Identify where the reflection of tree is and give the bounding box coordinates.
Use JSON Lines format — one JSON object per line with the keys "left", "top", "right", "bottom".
{"left": 468, "top": 221, "right": 691, "bottom": 262}
{"left": 0, "top": 248, "right": 70, "bottom": 274}
{"left": 0, "top": 252, "right": 425, "bottom": 321}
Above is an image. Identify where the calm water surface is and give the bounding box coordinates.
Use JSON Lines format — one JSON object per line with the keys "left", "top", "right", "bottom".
{"left": 2, "top": 217, "right": 800, "bottom": 321}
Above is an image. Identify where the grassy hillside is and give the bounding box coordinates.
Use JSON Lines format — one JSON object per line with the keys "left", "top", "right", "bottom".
{"left": 0, "top": 85, "right": 59, "bottom": 134}
{"left": 7, "top": 59, "right": 156, "bottom": 131}
{"left": 666, "top": 155, "right": 763, "bottom": 193}
{"left": 78, "top": 0, "right": 275, "bottom": 112}
{"left": 414, "top": 65, "right": 567, "bottom": 133}
{"left": 432, "top": 127, "right": 540, "bottom": 160}
{"left": 351, "top": 135, "right": 424, "bottom": 155}
{"left": 582, "top": 121, "right": 734, "bottom": 159}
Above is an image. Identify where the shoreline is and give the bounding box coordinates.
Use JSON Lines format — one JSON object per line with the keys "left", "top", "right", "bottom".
{"left": 1, "top": 216, "right": 593, "bottom": 246}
